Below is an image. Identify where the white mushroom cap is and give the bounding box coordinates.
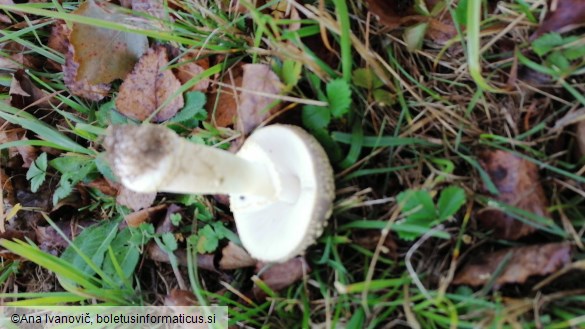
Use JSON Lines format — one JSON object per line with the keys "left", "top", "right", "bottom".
{"left": 231, "top": 125, "right": 335, "bottom": 262}
{"left": 104, "top": 124, "right": 335, "bottom": 263}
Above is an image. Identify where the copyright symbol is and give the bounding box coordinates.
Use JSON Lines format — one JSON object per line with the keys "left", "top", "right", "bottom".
{"left": 11, "top": 314, "right": 20, "bottom": 323}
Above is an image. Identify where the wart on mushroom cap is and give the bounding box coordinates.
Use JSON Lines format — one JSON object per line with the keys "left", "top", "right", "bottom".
{"left": 104, "top": 124, "right": 335, "bottom": 263}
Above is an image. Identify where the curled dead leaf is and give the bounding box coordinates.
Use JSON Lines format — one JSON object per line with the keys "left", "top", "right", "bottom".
{"left": 533, "top": 0, "right": 585, "bottom": 38}
{"left": 47, "top": 21, "right": 69, "bottom": 55}
{"left": 116, "top": 46, "right": 184, "bottom": 122}
{"left": 124, "top": 204, "right": 167, "bottom": 227}
{"left": 69, "top": 0, "right": 149, "bottom": 85}
{"left": 477, "top": 150, "right": 549, "bottom": 240}
{"left": 10, "top": 70, "right": 54, "bottom": 109}
{"left": 207, "top": 63, "right": 243, "bottom": 127}
{"left": 63, "top": 44, "right": 111, "bottom": 101}
{"left": 365, "top": 0, "right": 456, "bottom": 44}
{"left": 218, "top": 242, "right": 256, "bottom": 270}
{"left": 164, "top": 289, "right": 197, "bottom": 306}
{"left": 175, "top": 53, "right": 210, "bottom": 92}
{"left": 83, "top": 178, "right": 118, "bottom": 196}
{"left": 237, "top": 64, "right": 282, "bottom": 135}
{"left": 453, "top": 243, "right": 571, "bottom": 288}
{"left": 252, "top": 257, "right": 309, "bottom": 300}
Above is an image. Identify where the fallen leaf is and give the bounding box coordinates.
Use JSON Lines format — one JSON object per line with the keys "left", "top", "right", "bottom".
{"left": 35, "top": 219, "right": 98, "bottom": 255}
{"left": 0, "top": 229, "right": 36, "bottom": 243}
{"left": 116, "top": 185, "right": 156, "bottom": 211}
{"left": 365, "top": 0, "right": 416, "bottom": 30}
{"left": 175, "top": 53, "right": 210, "bottom": 92}
{"left": 15, "top": 136, "right": 37, "bottom": 168}
{"left": 116, "top": 46, "right": 185, "bottom": 122}
{"left": 9, "top": 74, "right": 30, "bottom": 97}
{"left": 476, "top": 150, "right": 549, "bottom": 240}
{"left": 47, "top": 20, "right": 69, "bottom": 55}
{"left": 10, "top": 70, "right": 54, "bottom": 109}
{"left": 63, "top": 44, "right": 111, "bottom": 101}
{"left": 0, "top": 42, "right": 37, "bottom": 71}
{"left": 132, "top": 0, "right": 167, "bottom": 21}
{"left": 365, "top": 0, "right": 456, "bottom": 44}
{"left": 146, "top": 242, "right": 216, "bottom": 271}
{"left": 0, "top": 0, "right": 12, "bottom": 24}
{"left": 164, "top": 289, "right": 197, "bottom": 306}
{"left": 69, "top": 0, "right": 149, "bottom": 85}
{"left": 353, "top": 230, "right": 398, "bottom": 258}
{"left": 218, "top": 242, "right": 256, "bottom": 269}
{"left": 237, "top": 64, "right": 282, "bottom": 135}
{"left": 533, "top": 0, "right": 585, "bottom": 38}
{"left": 124, "top": 204, "right": 166, "bottom": 227}
{"left": 453, "top": 243, "right": 571, "bottom": 288}
{"left": 83, "top": 178, "right": 119, "bottom": 196}
{"left": 207, "top": 63, "right": 243, "bottom": 127}
{"left": 252, "top": 257, "right": 309, "bottom": 299}
{"left": 35, "top": 226, "right": 68, "bottom": 254}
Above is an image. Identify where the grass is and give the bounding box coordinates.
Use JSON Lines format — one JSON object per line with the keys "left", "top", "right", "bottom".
{"left": 1, "top": 0, "right": 585, "bottom": 328}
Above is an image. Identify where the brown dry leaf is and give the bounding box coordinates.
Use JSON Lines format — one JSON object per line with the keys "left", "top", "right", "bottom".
{"left": 164, "top": 289, "right": 197, "bottom": 306}
{"left": 207, "top": 63, "right": 243, "bottom": 127}
{"left": 47, "top": 21, "right": 69, "bottom": 55}
{"left": 131, "top": 0, "right": 167, "bottom": 21}
{"left": 365, "top": 0, "right": 416, "bottom": 30}
{"left": 453, "top": 243, "right": 571, "bottom": 288}
{"left": 63, "top": 44, "right": 111, "bottom": 101}
{"left": 16, "top": 136, "right": 37, "bottom": 168}
{"left": 10, "top": 70, "right": 54, "bottom": 109}
{"left": 533, "top": 0, "right": 585, "bottom": 38}
{"left": 476, "top": 150, "right": 549, "bottom": 240}
{"left": 35, "top": 226, "right": 68, "bottom": 254}
{"left": 0, "top": 42, "right": 37, "bottom": 71}
{"left": 0, "top": 0, "right": 15, "bottom": 26}
{"left": 146, "top": 242, "right": 217, "bottom": 271}
{"left": 116, "top": 46, "right": 184, "bottom": 122}
{"left": 116, "top": 185, "right": 156, "bottom": 211}
{"left": 69, "top": 0, "right": 148, "bottom": 85}
{"left": 365, "top": 0, "right": 456, "bottom": 44}
{"left": 124, "top": 203, "right": 166, "bottom": 227}
{"left": 9, "top": 74, "right": 29, "bottom": 97}
{"left": 252, "top": 257, "right": 309, "bottom": 299}
{"left": 218, "top": 242, "right": 257, "bottom": 269}
{"left": 83, "top": 178, "right": 118, "bottom": 196}
{"left": 175, "top": 53, "right": 210, "bottom": 92}
{"left": 237, "top": 64, "right": 282, "bottom": 135}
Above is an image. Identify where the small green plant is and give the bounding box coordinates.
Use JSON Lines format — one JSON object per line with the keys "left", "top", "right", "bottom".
{"left": 169, "top": 91, "right": 207, "bottom": 127}
{"left": 302, "top": 76, "right": 352, "bottom": 162}
{"left": 530, "top": 32, "right": 585, "bottom": 78}
{"left": 352, "top": 68, "right": 394, "bottom": 106}
{"left": 0, "top": 217, "right": 148, "bottom": 305}
{"left": 26, "top": 152, "right": 47, "bottom": 193}
{"left": 49, "top": 155, "right": 99, "bottom": 205}
{"left": 394, "top": 185, "right": 466, "bottom": 240}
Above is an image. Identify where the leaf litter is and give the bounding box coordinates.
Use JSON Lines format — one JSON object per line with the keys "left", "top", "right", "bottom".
{"left": 476, "top": 150, "right": 549, "bottom": 240}
{"left": 115, "top": 46, "right": 184, "bottom": 122}
{"left": 453, "top": 243, "right": 571, "bottom": 288}
{"left": 64, "top": 0, "right": 148, "bottom": 100}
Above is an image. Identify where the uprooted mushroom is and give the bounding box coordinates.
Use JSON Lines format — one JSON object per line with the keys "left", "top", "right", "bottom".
{"left": 104, "top": 124, "right": 335, "bottom": 263}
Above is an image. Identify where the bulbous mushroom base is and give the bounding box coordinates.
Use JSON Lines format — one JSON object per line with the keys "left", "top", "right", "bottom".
{"left": 230, "top": 125, "right": 335, "bottom": 263}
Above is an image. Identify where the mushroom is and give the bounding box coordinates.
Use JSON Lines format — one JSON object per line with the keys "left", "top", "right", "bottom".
{"left": 104, "top": 124, "right": 335, "bottom": 263}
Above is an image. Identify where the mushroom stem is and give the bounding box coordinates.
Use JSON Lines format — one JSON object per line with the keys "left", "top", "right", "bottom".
{"left": 105, "top": 125, "right": 278, "bottom": 199}
{"left": 163, "top": 138, "right": 278, "bottom": 198}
